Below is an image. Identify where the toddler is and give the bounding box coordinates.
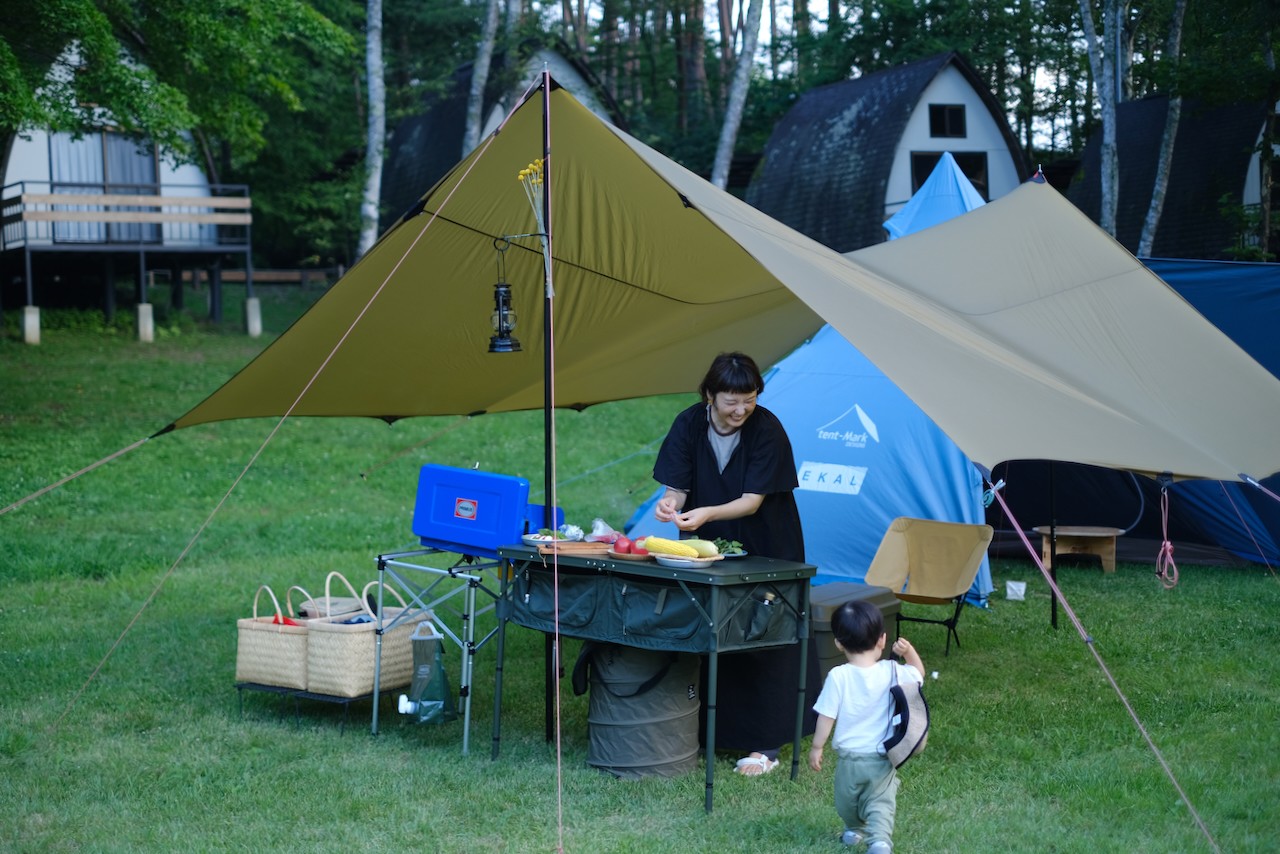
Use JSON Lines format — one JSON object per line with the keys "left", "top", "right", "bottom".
{"left": 808, "top": 600, "right": 924, "bottom": 852}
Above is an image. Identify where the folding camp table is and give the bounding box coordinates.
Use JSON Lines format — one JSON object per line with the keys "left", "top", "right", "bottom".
{"left": 494, "top": 545, "right": 815, "bottom": 813}
{"left": 370, "top": 464, "right": 559, "bottom": 754}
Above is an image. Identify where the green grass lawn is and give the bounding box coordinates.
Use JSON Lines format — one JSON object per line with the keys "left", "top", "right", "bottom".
{"left": 2, "top": 314, "right": 1278, "bottom": 852}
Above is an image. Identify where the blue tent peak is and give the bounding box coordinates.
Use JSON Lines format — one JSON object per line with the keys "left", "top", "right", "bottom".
{"left": 883, "top": 152, "right": 986, "bottom": 240}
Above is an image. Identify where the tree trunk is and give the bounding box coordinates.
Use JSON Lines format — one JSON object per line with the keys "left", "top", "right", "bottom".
{"left": 462, "top": 0, "right": 503, "bottom": 157}
{"left": 791, "top": 0, "right": 810, "bottom": 79}
{"left": 769, "top": 0, "right": 778, "bottom": 79}
{"left": 1079, "top": 0, "right": 1119, "bottom": 236}
{"left": 687, "top": 0, "right": 711, "bottom": 122}
{"left": 1137, "top": 0, "right": 1187, "bottom": 258}
{"left": 710, "top": 0, "right": 764, "bottom": 188}
{"left": 1260, "top": 42, "right": 1279, "bottom": 258}
{"left": 601, "top": 0, "right": 621, "bottom": 99}
{"left": 356, "top": 0, "right": 386, "bottom": 259}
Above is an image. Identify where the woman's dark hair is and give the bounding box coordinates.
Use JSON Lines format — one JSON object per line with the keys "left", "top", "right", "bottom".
{"left": 698, "top": 352, "right": 765, "bottom": 401}
{"left": 831, "top": 599, "right": 885, "bottom": 654}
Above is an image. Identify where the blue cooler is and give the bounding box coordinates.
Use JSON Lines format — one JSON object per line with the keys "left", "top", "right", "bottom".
{"left": 411, "top": 464, "right": 552, "bottom": 559}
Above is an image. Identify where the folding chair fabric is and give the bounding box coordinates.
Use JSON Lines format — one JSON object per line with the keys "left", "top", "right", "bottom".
{"left": 864, "top": 517, "right": 993, "bottom": 654}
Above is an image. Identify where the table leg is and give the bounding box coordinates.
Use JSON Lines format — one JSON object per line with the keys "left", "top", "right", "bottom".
{"left": 492, "top": 571, "right": 509, "bottom": 760}
{"left": 705, "top": 648, "right": 718, "bottom": 814}
{"left": 544, "top": 633, "right": 555, "bottom": 742}
{"left": 1099, "top": 537, "right": 1117, "bottom": 573}
{"left": 791, "top": 582, "right": 811, "bottom": 781}
{"left": 371, "top": 560, "right": 386, "bottom": 735}
{"left": 460, "top": 582, "right": 476, "bottom": 756}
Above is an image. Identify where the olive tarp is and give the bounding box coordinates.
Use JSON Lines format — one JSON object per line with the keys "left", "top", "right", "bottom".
{"left": 166, "top": 81, "right": 1280, "bottom": 488}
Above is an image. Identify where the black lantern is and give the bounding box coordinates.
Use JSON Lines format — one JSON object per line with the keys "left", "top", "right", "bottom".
{"left": 488, "top": 238, "right": 521, "bottom": 353}
{"left": 489, "top": 281, "right": 520, "bottom": 353}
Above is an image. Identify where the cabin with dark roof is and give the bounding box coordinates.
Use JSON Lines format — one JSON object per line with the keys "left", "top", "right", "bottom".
{"left": 746, "top": 52, "right": 1029, "bottom": 253}
{"left": 1066, "top": 96, "right": 1272, "bottom": 260}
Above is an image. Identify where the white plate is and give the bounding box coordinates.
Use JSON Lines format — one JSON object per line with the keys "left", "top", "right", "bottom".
{"left": 521, "top": 534, "right": 559, "bottom": 547}
{"left": 653, "top": 554, "right": 723, "bottom": 568}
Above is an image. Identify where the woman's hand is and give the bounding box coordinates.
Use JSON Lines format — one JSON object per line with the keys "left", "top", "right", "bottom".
{"left": 655, "top": 490, "right": 686, "bottom": 523}
{"left": 673, "top": 506, "right": 712, "bottom": 531}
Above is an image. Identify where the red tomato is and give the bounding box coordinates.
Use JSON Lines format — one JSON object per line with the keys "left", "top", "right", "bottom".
{"left": 631, "top": 536, "right": 649, "bottom": 556}
{"left": 614, "top": 536, "right": 633, "bottom": 554}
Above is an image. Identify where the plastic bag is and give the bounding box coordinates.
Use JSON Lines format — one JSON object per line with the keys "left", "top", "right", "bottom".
{"left": 585, "top": 518, "right": 621, "bottom": 544}
{"left": 398, "top": 625, "right": 458, "bottom": 725}
{"left": 558, "top": 522, "right": 586, "bottom": 541}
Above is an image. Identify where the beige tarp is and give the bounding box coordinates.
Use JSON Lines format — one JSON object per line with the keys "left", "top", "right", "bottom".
{"left": 167, "top": 82, "right": 1280, "bottom": 483}
{"left": 831, "top": 185, "right": 1280, "bottom": 481}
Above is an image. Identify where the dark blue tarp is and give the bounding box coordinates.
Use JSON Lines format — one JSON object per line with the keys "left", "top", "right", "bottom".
{"left": 989, "top": 258, "right": 1280, "bottom": 566}
{"left": 1145, "top": 257, "right": 1280, "bottom": 381}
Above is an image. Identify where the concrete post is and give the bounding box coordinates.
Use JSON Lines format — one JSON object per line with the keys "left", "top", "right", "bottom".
{"left": 245, "top": 296, "right": 262, "bottom": 338}
{"left": 137, "top": 303, "right": 155, "bottom": 343}
{"left": 22, "top": 306, "right": 40, "bottom": 345}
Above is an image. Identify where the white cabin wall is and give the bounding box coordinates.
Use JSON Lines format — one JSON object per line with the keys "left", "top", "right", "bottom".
{"left": 885, "top": 66, "right": 1022, "bottom": 217}
{"left": 4, "top": 130, "right": 53, "bottom": 189}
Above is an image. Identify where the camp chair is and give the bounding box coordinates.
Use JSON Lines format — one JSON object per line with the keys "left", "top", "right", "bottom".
{"left": 864, "top": 517, "right": 994, "bottom": 656}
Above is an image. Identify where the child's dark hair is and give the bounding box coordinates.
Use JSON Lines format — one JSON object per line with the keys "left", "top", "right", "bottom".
{"left": 831, "top": 599, "right": 885, "bottom": 653}
{"left": 698, "top": 352, "right": 764, "bottom": 401}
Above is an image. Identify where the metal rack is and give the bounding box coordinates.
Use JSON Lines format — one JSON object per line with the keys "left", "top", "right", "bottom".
{"left": 370, "top": 548, "right": 505, "bottom": 754}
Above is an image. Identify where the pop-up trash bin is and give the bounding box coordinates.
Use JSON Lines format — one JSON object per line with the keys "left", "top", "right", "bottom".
{"left": 810, "top": 581, "right": 901, "bottom": 682}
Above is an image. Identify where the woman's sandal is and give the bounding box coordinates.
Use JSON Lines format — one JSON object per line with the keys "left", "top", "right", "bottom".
{"left": 733, "top": 753, "right": 780, "bottom": 776}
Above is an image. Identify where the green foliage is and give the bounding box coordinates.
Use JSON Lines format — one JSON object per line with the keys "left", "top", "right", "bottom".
{"left": 0, "top": 0, "right": 351, "bottom": 169}
{"left": 2, "top": 325, "right": 1279, "bottom": 851}
{"left": 1179, "top": 0, "right": 1280, "bottom": 106}
{"left": 1217, "top": 193, "right": 1277, "bottom": 261}
{"left": 382, "top": 0, "right": 483, "bottom": 125}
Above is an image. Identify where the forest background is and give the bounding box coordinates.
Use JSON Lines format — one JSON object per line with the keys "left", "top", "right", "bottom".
{"left": 2, "top": 0, "right": 1279, "bottom": 275}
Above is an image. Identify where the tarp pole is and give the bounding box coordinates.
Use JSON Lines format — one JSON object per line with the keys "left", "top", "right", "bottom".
{"left": 540, "top": 71, "right": 555, "bottom": 569}
{"left": 539, "top": 70, "right": 559, "bottom": 744}
{"left": 1049, "top": 461, "right": 1059, "bottom": 630}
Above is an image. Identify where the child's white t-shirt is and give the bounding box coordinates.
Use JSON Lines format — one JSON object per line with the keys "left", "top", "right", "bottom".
{"left": 812, "top": 660, "right": 924, "bottom": 754}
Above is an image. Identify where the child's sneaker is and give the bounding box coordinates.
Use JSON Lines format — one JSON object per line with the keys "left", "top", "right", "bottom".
{"left": 867, "top": 842, "right": 892, "bottom": 854}
{"left": 840, "top": 828, "right": 863, "bottom": 846}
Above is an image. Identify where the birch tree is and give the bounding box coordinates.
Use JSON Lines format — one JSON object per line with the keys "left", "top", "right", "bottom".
{"left": 711, "top": 0, "right": 765, "bottom": 188}
{"left": 1078, "top": 0, "right": 1126, "bottom": 236}
{"left": 462, "top": 0, "right": 502, "bottom": 156}
{"left": 1137, "top": 0, "right": 1187, "bottom": 257}
{"left": 356, "top": 0, "right": 386, "bottom": 258}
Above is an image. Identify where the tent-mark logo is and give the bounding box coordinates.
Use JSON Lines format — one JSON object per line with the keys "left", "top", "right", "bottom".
{"left": 815, "top": 403, "right": 880, "bottom": 449}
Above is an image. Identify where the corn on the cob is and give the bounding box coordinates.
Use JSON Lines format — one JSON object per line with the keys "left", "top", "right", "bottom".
{"left": 684, "top": 539, "right": 720, "bottom": 557}
{"left": 642, "top": 536, "right": 700, "bottom": 557}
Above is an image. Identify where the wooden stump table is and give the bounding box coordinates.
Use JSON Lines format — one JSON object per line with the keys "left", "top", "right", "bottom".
{"left": 1031, "top": 525, "right": 1125, "bottom": 573}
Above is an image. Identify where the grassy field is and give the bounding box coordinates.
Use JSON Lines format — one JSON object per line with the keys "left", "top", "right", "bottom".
{"left": 2, "top": 305, "right": 1278, "bottom": 852}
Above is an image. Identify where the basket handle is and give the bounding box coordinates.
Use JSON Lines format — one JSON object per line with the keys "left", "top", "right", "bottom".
{"left": 323, "top": 571, "right": 364, "bottom": 616}
{"left": 285, "top": 585, "right": 314, "bottom": 619}
{"left": 360, "top": 579, "right": 409, "bottom": 613}
{"left": 251, "top": 584, "right": 285, "bottom": 621}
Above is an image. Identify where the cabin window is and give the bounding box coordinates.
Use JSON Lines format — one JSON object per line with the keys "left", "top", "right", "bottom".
{"left": 910, "top": 151, "right": 990, "bottom": 200}
{"left": 929, "top": 104, "right": 967, "bottom": 138}
{"left": 49, "top": 131, "right": 159, "bottom": 244}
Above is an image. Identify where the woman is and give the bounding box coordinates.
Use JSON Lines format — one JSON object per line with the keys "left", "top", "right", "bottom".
{"left": 653, "top": 351, "right": 815, "bottom": 775}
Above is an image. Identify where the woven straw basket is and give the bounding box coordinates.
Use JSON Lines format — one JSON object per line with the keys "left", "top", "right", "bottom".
{"left": 306, "top": 581, "right": 432, "bottom": 698}
{"left": 235, "top": 585, "right": 309, "bottom": 689}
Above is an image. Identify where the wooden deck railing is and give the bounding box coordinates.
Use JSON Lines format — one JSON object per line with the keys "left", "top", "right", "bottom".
{"left": 1, "top": 182, "right": 251, "bottom": 249}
